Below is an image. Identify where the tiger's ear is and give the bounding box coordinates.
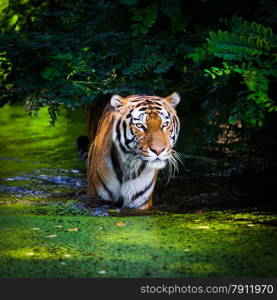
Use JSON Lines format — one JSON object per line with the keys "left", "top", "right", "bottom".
{"left": 165, "top": 92, "right": 180, "bottom": 108}
{"left": 110, "top": 95, "right": 127, "bottom": 110}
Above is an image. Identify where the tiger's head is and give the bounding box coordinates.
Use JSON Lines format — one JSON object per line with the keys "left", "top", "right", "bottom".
{"left": 111, "top": 93, "right": 181, "bottom": 172}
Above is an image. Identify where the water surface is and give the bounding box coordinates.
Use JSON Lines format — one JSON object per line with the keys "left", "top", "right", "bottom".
{"left": 0, "top": 104, "right": 276, "bottom": 216}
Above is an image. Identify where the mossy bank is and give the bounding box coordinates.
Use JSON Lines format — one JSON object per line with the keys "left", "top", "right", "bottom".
{"left": 0, "top": 203, "right": 276, "bottom": 278}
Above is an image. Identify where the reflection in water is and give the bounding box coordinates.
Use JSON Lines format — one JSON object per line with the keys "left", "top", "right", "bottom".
{"left": 0, "top": 104, "right": 276, "bottom": 216}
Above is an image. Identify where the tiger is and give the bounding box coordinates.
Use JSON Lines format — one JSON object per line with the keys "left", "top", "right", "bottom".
{"left": 78, "top": 92, "right": 181, "bottom": 210}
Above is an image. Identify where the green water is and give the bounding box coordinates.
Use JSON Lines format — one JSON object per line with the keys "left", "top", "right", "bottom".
{"left": 0, "top": 104, "right": 86, "bottom": 205}
{"left": 0, "top": 103, "right": 276, "bottom": 213}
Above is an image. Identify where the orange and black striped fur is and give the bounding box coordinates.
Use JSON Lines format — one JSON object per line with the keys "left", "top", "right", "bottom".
{"left": 78, "top": 93, "right": 181, "bottom": 209}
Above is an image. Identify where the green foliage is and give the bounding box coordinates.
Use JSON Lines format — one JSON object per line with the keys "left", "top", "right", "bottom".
{"left": 0, "top": 0, "right": 276, "bottom": 152}
{"left": 207, "top": 17, "right": 274, "bottom": 60}
{"left": 0, "top": 0, "right": 193, "bottom": 119}
{"left": 0, "top": 51, "right": 12, "bottom": 85}
{"left": 189, "top": 16, "right": 276, "bottom": 128}
{"left": 131, "top": 3, "right": 158, "bottom": 35}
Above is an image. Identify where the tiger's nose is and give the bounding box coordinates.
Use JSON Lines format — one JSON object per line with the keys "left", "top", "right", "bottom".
{"left": 149, "top": 146, "right": 165, "bottom": 155}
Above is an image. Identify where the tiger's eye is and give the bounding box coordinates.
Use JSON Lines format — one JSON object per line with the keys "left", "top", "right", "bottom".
{"left": 135, "top": 123, "right": 144, "bottom": 129}
{"left": 163, "top": 122, "right": 169, "bottom": 128}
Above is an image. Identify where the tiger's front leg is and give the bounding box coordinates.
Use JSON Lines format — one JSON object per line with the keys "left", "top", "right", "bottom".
{"left": 120, "top": 169, "right": 157, "bottom": 209}
{"left": 87, "top": 157, "right": 122, "bottom": 204}
{"left": 87, "top": 137, "right": 121, "bottom": 203}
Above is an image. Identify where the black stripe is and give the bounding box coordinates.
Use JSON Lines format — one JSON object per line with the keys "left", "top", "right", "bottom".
{"left": 135, "top": 102, "right": 148, "bottom": 107}
{"left": 116, "top": 120, "right": 121, "bottom": 141}
{"left": 116, "top": 120, "right": 130, "bottom": 152}
{"left": 122, "top": 120, "right": 133, "bottom": 149}
{"left": 170, "top": 116, "right": 177, "bottom": 143}
{"left": 172, "top": 135, "right": 176, "bottom": 144}
{"left": 129, "top": 161, "right": 146, "bottom": 180}
{"left": 122, "top": 120, "right": 128, "bottom": 141}
{"left": 138, "top": 107, "right": 147, "bottom": 111}
{"left": 96, "top": 172, "right": 114, "bottom": 201}
{"left": 172, "top": 115, "right": 177, "bottom": 126}
{"left": 172, "top": 115, "right": 177, "bottom": 131}
{"left": 151, "top": 101, "right": 162, "bottom": 106}
{"left": 172, "top": 115, "right": 179, "bottom": 143}
{"left": 126, "top": 109, "right": 134, "bottom": 119}
{"left": 118, "top": 141, "right": 130, "bottom": 154}
{"left": 173, "top": 115, "right": 179, "bottom": 132}
{"left": 111, "top": 142, "right": 123, "bottom": 184}
{"left": 131, "top": 175, "right": 155, "bottom": 202}
{"left": 130, "top": 98, "right": 144, "bottom": 102}
{"left": 138, "top": 197, "right": 151, "bottom": 208}
{"left": 145, "top": 97, "right": 161, "bottom": 100}
{"left": 126, "top": 136, "right": 135, "bottom": 146}
{"left": 130, "top": 126, "right": 135, "bottom": 136}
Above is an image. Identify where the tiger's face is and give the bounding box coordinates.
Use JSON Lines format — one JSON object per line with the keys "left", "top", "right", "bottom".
{"left": 111, "top": 93, "right": 180, "bottom": 170}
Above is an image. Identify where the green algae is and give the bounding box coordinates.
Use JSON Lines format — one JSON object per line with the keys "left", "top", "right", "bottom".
{"left": 0, "top": 204, "right": 277, "bottom": 278}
